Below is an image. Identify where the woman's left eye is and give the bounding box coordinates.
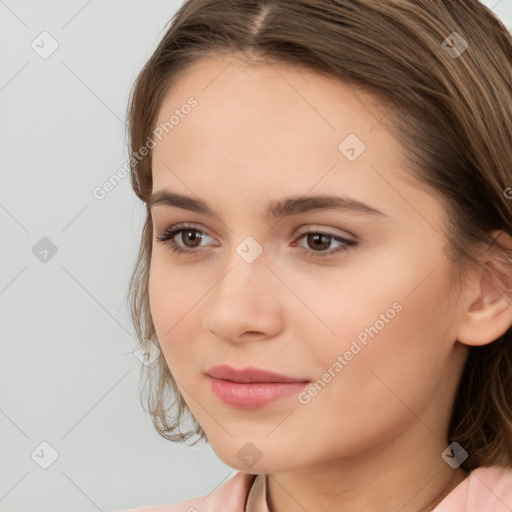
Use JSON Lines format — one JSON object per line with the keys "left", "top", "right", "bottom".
{"left": 155, "top": 223, "right": 358, "bottom": 258}
{"left": 293, "top": 231, "right": 358, "bottom": 257}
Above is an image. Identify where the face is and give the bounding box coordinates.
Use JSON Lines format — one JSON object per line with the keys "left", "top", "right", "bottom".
{"left": 148, "top": 54, "right": 469, "bottom": 474}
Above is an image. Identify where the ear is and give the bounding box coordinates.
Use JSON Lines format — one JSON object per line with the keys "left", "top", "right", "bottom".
{"left": 456, "top": 231, "right": 512, "bottom": 347}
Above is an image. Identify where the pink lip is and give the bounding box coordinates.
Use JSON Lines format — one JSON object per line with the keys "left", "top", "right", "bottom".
{"left": 206, "top": 365, "right": 310, "bottom": 409}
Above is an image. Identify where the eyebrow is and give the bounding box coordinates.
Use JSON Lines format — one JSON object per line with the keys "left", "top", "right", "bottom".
{"left": 149, "top": 190, "right": 387, "bottom": 219}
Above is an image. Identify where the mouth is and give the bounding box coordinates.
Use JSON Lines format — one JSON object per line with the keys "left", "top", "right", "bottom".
{"left": 206, "top": 365, "right": 311, "bottom": 409}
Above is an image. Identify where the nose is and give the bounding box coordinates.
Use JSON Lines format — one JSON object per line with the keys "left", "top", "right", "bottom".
{"left": 202, "top": 247, "right": 284, "bottom": 344}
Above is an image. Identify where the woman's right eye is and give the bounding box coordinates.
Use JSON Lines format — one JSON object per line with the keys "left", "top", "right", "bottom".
{"left": 156, "top": 224, "right": 213, "bottom": 257}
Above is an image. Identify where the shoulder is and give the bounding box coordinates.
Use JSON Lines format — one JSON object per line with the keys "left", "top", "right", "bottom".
{"left": 434, "top": 465, "right": 512, "bottom": 511}
{"left": 119, "top": 471, "right": 257, "bottom": 512}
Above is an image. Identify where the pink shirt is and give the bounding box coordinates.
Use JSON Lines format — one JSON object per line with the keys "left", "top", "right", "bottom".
{"left": 122, "top": 465, "right": 512, "bottom": 512}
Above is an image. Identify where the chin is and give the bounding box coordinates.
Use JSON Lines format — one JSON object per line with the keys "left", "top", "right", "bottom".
{"left": 214, "top": 447, "right": 298, "bottom": 474}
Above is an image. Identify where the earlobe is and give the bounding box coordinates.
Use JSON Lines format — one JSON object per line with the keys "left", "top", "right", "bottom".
{"left": 457, "top": 269, "right": 512, "bottom": 347}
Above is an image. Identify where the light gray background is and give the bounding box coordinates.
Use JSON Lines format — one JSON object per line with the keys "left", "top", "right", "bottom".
{"left": 1, "top": 1, "right": 511, "bottom": 511}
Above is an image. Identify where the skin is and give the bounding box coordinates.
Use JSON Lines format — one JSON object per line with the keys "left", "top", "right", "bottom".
{"left": 147, "top": 54, "right": 512, "bottom": 511}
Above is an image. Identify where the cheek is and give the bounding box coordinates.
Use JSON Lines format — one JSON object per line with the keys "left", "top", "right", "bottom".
{"left": 148, "top": 256, "right": 226, "bottom": 393}
{"left": 289, "top": 250, "right": 454, "bottom": 398}
{"left": 294, "top": 266, "right": 454, "bottom": 436}
{"left": 147, "top": 257, "right": 199, "bottom": 365}
{"left": 301, "top": 244, "right": 451, "bottom": 365}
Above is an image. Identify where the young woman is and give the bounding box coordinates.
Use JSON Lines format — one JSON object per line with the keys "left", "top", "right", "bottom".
{"left": 122, "top": 0, "right": 512, "bottom": 510}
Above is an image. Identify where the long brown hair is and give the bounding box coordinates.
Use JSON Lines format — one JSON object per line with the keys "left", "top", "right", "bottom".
{"left": 126, "top": 0, "right": 512, "bottom": 471}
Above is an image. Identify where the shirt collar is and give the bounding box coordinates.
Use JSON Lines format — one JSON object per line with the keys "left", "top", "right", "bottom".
{"left": 245, "top": 473, "right": 269, "bottom": 512}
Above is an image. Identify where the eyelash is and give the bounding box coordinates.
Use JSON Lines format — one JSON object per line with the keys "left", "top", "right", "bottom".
{"left": 155, "top": 223, "right": 358, "bottom": 259}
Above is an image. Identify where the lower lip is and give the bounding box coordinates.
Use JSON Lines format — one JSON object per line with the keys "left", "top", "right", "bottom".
{"left": 208, "top": 376, "right": 310, "bottom": 409}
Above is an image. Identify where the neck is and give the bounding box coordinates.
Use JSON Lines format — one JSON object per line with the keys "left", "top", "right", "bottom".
{"left": 265, "top": 422, "right": 469, "bottom": 512}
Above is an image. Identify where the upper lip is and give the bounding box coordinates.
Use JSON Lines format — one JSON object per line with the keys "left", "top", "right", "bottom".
{"left": 206, "top": 365, "right": 310, "bottom": 383}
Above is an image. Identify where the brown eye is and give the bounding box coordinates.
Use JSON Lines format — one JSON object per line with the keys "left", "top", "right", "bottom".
{"left": 305, "top": 233, "right": 332, "bottom": 251}
{"left": 178, "top": 228, "right": 204, "bottom": 248}
{"left": 295, "top": 230, "right": 358, "bottom": 258}
{"left": 155, "top": 224, "right": 214, "bottom": 256}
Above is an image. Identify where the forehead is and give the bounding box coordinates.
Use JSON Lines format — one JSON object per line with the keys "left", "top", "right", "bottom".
{"left": 149, "top": 55, "right": 443, "bottom": 228}
{"left": 152, "top": 56, "right": 400, "bottom": 171}
{"left": 154, "top": 54, "right": 392, "bottom": 140}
